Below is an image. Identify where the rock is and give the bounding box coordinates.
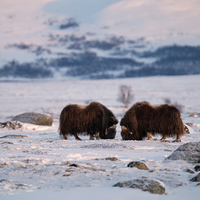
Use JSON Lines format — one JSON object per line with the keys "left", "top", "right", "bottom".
{"left": 113, "top": 178, "right": 165, "bottom": 195}
{"left": 185, "top": 169, "right": 195, "bottom": 174}
{"left": 194, "top": 165, "right": 200, "bottom": 172}
{"left": 184, "top": 124, "right": 190, "bottom": 134}
{"left": 190, "top": 173, "right": 200, "bottom": 182}
{"left": 0, "top": 135, "right": 28, "bottom": 139}
{"left": 189, "top": 114, "right": 197, "bottom": 117}
{"left": 166, "top": 142, "right": 200, "bottom": 163}
{"left": 0, "top": 121, "right": 23, "bottom": 130}
{"left": 127, "top": 161, "right": 149, "bottom": 170}
{"left": 69, "top": 164, "right": 78, "bottom": 167}
{"left": 0, "top": 142, "right": 13, "bottom": 145}
{"left": 62, "top": 173, "right": 71, "bottom": 177}
{"left": 12, "top": 112, "right": 53, "bottom": 126}
{"left": 104, "top": 157, "right": 119, "bottom": 161}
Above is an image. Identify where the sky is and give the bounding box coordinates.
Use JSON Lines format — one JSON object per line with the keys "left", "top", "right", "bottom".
{"left": 43, "top": 0, "right": 122, "bottom": 23}
{"left": 1, "top": 0, "right": 200, "bottom": 45}
{"left": 0, "top": 0, "right": 200, "bottom": 67}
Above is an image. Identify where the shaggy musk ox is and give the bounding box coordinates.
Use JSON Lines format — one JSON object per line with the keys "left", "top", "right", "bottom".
{"left": 120, "top": 101, "right": 184, "bottom": 142}
{"left": 59, "top": 102, "right": 118, "bottom": 140}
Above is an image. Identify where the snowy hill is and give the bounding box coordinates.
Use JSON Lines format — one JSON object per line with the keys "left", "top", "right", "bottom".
{"left": 1, "top": 0, "right": 200, "bottom": 80}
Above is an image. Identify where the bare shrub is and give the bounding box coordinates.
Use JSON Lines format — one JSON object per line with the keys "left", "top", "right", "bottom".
{"left": 163, "top": 98, "right": 171, "bottom": 104}
{"left": 163, "top": 98, "right": 184, "bottom": 113}
{"left": 84, "top": 100, "right": 92, "bottom": 104}
{"left": 118, "top": 85, "right": 134, "bottom": 108}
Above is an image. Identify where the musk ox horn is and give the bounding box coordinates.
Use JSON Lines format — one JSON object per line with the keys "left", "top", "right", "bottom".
{"left": 108, "top": 124, "right": 116, "bottom": 129}
{"left": 121, "top": 126, "right": 133, "bottom": 135}
{"left": 105, "top": 124, "right": 117, "bottom": 135}
{"left": 121, "top": 126, "right": 128, "bottom": 130}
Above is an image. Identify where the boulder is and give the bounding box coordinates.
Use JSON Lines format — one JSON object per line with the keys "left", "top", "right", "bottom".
{"left": 194, "top": 165, "right": 200, "bottom": 172}
{"left": 166, "top": 142, "right": 200, "bottom": 163}
{"left": 127, "top": 161, "right": 149, "bottom": 170}
{"left": 113, "top": 178, "right": 165, "bottom": 195}
{"left": 190, "top": 173, "right": 200, "bottom": 182}
{"left": 12, "top": 112, "right": 53, "bottom": 126}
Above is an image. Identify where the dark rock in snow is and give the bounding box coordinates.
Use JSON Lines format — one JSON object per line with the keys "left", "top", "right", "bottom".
{"left": 127, "top": 161, "right": 149, "bottom": 170}
{"left": 69, "top": 164, "right": 78, "bottom": 167}
{"left": 194, "top": 165, "right": 200, "bottom": 172}
{"left": 166, "top": 142, "right": 200, "bottom": 163}
{"left": 0, "top": 121, "right": 23, "bottom": 130}
{"left": 0, "top": 135, "right": 28, "bottom": 139}
{"left": 12, "top": 112, "right": 53, "bottom": 126}
{"left": 185, "top": 169, "right": 195, "bottom": 174}
{"left": 104, "top": 157, "right": 119, "bottom": 161}
{"left": 190, "top": 173, "right": 200, "bottom": 182}
{"left": 113, "top": 178, "right": 165, "bottom": 194}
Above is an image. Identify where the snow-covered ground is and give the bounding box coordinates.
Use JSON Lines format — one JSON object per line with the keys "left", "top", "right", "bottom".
{"left": 0, "top": 75, "right": 200, "bottom": 199}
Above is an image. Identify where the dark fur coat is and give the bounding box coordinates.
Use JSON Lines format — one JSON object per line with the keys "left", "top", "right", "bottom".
{"left": 59, "top": 102, "right": 118, "bottom": 140}
{"left": 120, "top": 101, "right": 184, "bottom": 141}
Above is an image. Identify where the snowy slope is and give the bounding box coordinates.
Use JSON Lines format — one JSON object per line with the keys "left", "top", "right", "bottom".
{"left": 0, "top": 75, "right": 200, "bottom": 199}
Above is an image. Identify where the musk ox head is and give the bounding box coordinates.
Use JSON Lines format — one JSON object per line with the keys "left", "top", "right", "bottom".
{"left": 121, "top": 126, "right": 135, "bottom": 140}
{"left": 108, "top": 116, "right": 118, "bottom": 127}
{"left": 106, "top": 124, "right": 117, "bottom": 139}
{"left": 102, "top": 116, "right": 118, "bottom": 139}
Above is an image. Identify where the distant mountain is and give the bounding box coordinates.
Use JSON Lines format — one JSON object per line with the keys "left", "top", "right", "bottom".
{"left": 1, "top": 0, "right": 200, "bottom": 80}
{"left": 1, "top": 44, "right": 200, "bottom": 79}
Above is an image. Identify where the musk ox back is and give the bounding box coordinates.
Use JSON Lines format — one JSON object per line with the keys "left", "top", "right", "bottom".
{"left": 120, "top": 101, "right": 184, "bottom": 142}
{"left": 59, "top": 102, "right": 118, "bottom": 140}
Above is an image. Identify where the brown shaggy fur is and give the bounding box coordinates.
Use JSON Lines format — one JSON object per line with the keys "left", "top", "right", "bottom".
{"left": 120, "top": 101, "right": 184, "bottom": 141}
{"left": 59, "top": 102, "right": 118, "bottom": 140}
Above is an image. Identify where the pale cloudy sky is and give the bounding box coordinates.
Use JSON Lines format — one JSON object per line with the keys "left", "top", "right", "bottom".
{"left": 0, "top": 0, "right": 200, "bottom": 46}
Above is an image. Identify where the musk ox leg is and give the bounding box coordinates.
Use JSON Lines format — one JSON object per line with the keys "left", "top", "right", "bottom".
{"left": 63, "top": 134, "right": 67, "bottom": 140}
{"left": 89, "top": 134, "right": 95, "bottom": 140}
{"left": 173, "top": 135, "right": 182, "bottom": 142}
{"left": 160, "top": 135, "right": 167, "bottom": 141}
{"left": 176, "top": 134, "right": 181, "bottom": 140}
{"left": 147, "top": 132, "right": 153, "bottom": 141}
{"left": 74, "top": 134, "right": 82, "bottom": 141}
{"left": 95, "top": 132, "right": 101, "bottom": 140}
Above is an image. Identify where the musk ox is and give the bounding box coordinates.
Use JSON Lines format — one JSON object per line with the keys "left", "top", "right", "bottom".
{"left": 120, "top": 101, "right": 184, "bottom": 142}
{"left": 59, "top": 102, "right": 118, "bottom": 140}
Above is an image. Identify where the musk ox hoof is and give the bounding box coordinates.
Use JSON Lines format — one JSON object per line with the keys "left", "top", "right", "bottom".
{"left": 95, "top": 132, "right": 101, "bottom": 140}
{"left": 89, "top": 133, "right": 101, "bottom": 140}
{"left": 172, "top": 139, "right": 182, "bottom": 143}
{"left": 89, "top": 135, "right": 95, "bottom": 140}
{"left": 72, "top": 134, "right": 82, "bottom": 141}
{"left": 160, "top": 140, "right": 171, "bottom": 143}
{"left": 147, "top": 132, "right": 153, "bottom": 141}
